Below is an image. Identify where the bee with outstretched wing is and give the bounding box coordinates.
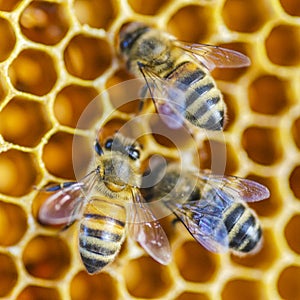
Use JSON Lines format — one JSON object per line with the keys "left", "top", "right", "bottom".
{"left": 38, "top": 133, "right": 171, "bottom": 274}
{"left": 119, "top": 22, "right": 250, "bottom": 131}
{"left": 143, "top": 163, "right": 270, "bottom": 255}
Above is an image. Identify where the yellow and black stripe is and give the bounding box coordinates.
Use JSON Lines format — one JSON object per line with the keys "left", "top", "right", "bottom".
{"left": 79, "top": 201, "right": 126, "bottom": 274}
{"left": 165, "top": 61, "right": 224, "bottom": 131}
{"left": 223, "top": 203, "right": 262, "bottom": 253}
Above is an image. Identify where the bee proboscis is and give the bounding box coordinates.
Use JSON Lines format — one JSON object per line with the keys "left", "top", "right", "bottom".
{"left": 119, "top": 22, "right": 251, "bottom": 131}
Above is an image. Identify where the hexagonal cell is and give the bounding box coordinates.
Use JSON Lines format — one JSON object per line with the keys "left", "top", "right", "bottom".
{"left": 0, "top": 253, "right": 18, "bottom": 297}
{"left": 70, "top": 271, "right": 118, "bottom": 300}
{"left": 199, "top": 139, "right": 239, "bottom": 175}
{"left": 8, "top": 48, "right": 57, "bottom": 96}
{"left": 149, "top": 114, "right": 195, "bottom": 150}
{"left": 289, "top": 165, "right": 300, "bottom": 200}
{"left": 42, "top": 132, "right": 76, "bottom": 180}
{"left": 277, "top": 265, "right": 300, "bottom": 300}
{"left": 95, "top": 117, "right": 152, "bottom": 148}
{"left": 68, "top": 133, "right": 93, "bottom": 181}
{"left": 22, "top": 235, "right": 70, "bottom": 279}
{"left": 175, "top": 292, "right": 209, "bottom": 300}
{"left": 222, "top": 0, "right": 270, "bottom": 33}
{"left": 19, "top": 1, "right": 70, "bottom": 45}
{"left": 0, "top": 149, "right": 38, "bottom": 196}
{"left": 280, "top": 0, "right": 300, "bottom": 16}
{"left": 97, "top": 118, "right": 127, "bottom": 139}
{"left": 105, "top": 69, "right": 141, "bottom": 113}
{"left": 292, "top": 117, "right": 300, "bottom": 150}
{"left": 212, "top": 43, "right": 250, "bottom": 82}
{"left": 54, "top": 85, "right": 101, "bottom": 129}
{"left": 128, "top": 0, "right": 169, "bottom": 15}
{"left": 265, "top": 24, "right": 300, "bottom": 66}
{"left": 230, "top": 228, "right": 278, "bottom": 270}
{"left": 248, "top": 75, "right": 290, "bottom": 115}
{"left": 246, "top": 175, "right": 281, "bottom": 217}
{"left": 123, "top": 256, "right": 173, "bottom": 298}
{"left": 0, "top": 201, "right": 27, "bottom": 246}
{"left": 175, "top": 240, "right": 218, "bottom": 283}
{"left": 0, "top": 0, "right": 21, "bottom": 11}
{"left": 242, "top": 126, "right": 282, "bottom": 166}
{"left": 167, "top": 5, "right": 212, "bottom": 42}
{"left": 222, "top": 278, "right": 266, "bottom": 300}
{"left": 17, "top": 285, "right": 61, "bottom": 300}
{"left": 64, "top": 34, "right": 112, "bottom": 80}
{"left": 0, "top": 96, "right": 51, "bottom": 147}
{"left": 74, "top": 0, "right": 117, "bottom": 29}
{"left": 285, "top": 214, "right": 300, "bottom": 254}
{"left": 0, "top": 17, "right": 16, "bottom": 61}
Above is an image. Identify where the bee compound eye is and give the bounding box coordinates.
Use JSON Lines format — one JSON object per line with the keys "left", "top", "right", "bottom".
{"left": 105, "top": 139, "right": 113, "bottom": 150}
{"left": 94, "top": 140, "right": 104, "bottom": 156}
{"left": 120, "top": 39, "right": 129, "bottom": 51}
{"left": 128, "top": 147, "right": 140, "bottom": 160}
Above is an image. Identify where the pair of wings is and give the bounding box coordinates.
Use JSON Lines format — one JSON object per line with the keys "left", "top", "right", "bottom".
{"left": 161, "top": 171, "right": 269, "bottom": 253}
{"left": 138, "top": 40, "right": 251, "bottom": 129}
{"left": 38, "top": 169, "right": 171, "bottom": 265}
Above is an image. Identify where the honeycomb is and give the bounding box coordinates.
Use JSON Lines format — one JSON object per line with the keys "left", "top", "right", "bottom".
{"left": 0, "top": 0, "right": 300, "bottom": 299}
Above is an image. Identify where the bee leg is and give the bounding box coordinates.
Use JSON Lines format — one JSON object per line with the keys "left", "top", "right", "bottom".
{"left": 137, "top": 61, "right": 155, "bottom": 99}
{"left": 138, "top": 85, "right": 148, "bottom": 112}
{"left": 139, "top": 84, "right": 148, "bottom": 98}
{"left": 45, "top": 182, "right": 77, "bottom": 192}
{"left": 61, "top": 219, "right": 76, "bottom": 231}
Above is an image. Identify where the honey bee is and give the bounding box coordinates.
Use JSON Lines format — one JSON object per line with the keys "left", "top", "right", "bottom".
{"left": 38, "top": 133, "right": 171, "bottom": 274}
{"left": 119, "top": 22, "right": 250, "bottom": 130}
{"left": 143, "top": 162, "right": 270, "bottom": 255}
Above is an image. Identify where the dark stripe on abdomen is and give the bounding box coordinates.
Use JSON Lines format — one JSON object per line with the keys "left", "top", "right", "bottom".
{"left": 193, "top": 96, "right": 220, "bottom": 120}
{"left": 239, "top": 226, "right": 262, "bottom": 252}
{"left": 165, "top": 62, "right": 205, "bottom": 87}
{"left": 227, "top": 209, "right": 260, "bottom": 252}
{"left": 84, "top": 213, "right": 125, "bottom": 227}
{"left": 224, "top": 205, "right": 245, "bottom": 233}
{"left": 79, "top": 254, "right": 110, "bottom": 274}
{"left": 186, "top": 83, "right": 215, "bottom": 107}
{"left": 201, "top": 111, "right": 224, "bottom": 130}
{"left": 79, "top": 237, "right": 117, "bottom": 256}
{"left": 80, "top": 224, "right": 123, "bottom": 242}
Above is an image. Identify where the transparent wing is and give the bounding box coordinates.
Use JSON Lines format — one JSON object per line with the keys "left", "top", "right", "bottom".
{"left": 196, "top": 170, "right": 270, "bottom": 203}
{"left": 128, "top": 188, "right": 171, "bottom": 265}
{"left": 173, "top": 40, "right": 251, "bottom": 71}
{"left": 138, "top": 65, "right": 187, "bottom": 129}
{"left": 172, "top": 200, "right": 229, "bottom": 253}
{"left": 38, "top": 169, "right": 99, "bottom": 226}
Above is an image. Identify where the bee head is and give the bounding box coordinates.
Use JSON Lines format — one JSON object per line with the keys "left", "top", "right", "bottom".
{"left": 119, "top": 22, "right": 150, "bottom": 56}
{"left": 95, "top": 134, "right": 141, "bottom": 159}
{"left": 94, "top": 133, "right": 142, "bottom": 188}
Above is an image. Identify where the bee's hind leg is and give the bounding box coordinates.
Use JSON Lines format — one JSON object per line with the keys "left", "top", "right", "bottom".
{"left": 138, "top": 84, "right": 149, "bottom": 112}
{"left": 45, "top": 182, "right": 77, "bottom": 192}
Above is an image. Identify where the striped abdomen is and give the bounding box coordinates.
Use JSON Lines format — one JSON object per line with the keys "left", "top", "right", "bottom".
{"left": 79, "top": 199, "right": 126, "bottom": 274}
{"left": 223, "top": 202, "right": 262, "bottom": 253}
{"left": 166, "top": 61, "right": 225, "bottom": 131}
